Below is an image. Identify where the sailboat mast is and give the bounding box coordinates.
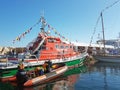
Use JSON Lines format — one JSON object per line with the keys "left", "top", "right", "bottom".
{"left": 100, "top": 12, "right": 106, "bottom": 55}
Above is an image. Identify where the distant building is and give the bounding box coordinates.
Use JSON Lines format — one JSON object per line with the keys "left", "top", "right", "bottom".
{"left": 72, "top": 41, "right": 114, "bottom": 55}
{"left": 0, "top": 46, "right": 26, "bottom": 55}
{"left": 97, "top": 39, "right": 120, "bottom": 48}
{"left": 97, "top": 38, "right": 120, "bottom": 55}
{"left": 97, "top": 32, "right": 120, "bottom": 48}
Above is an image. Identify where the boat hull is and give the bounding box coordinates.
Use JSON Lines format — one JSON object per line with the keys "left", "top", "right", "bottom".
{"left": 93, "top": 55, "right": 120, "bottom": 63}
{"left": 0, "top": 76, "right": 16, "bottom": 82}
{"left": 24, "top": 65, "right": 68, "bottom": 87}
{"left": 0, "top": 66, "right": 36, "bottom": 82}
{"left": 0, "top": 53, "right": 87, "bottom": 81}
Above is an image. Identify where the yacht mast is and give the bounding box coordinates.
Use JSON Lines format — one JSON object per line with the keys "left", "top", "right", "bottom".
{"left": 100, "top": 12, "right": 106, "bottom": 55}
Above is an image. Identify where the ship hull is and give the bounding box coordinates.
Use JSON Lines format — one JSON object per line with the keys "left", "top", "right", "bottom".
{"left": 0, "top": 53, "right": 87, "bottom": 81}
{"left": 93, "top": 55, "right": 120, "bottom": 63}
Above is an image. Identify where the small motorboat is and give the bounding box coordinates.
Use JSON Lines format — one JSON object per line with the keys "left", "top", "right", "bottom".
{"left": 16, "top": 63, "right": 68, "bottom": 87}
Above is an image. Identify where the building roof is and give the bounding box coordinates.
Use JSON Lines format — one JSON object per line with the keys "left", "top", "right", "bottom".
{"left": 72, "top": 42, "right": 114, "bottom": 49}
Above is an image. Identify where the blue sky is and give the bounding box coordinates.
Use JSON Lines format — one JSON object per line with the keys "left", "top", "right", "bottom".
{"left": 0, "top": 0, "right": 120, "bottom": 47}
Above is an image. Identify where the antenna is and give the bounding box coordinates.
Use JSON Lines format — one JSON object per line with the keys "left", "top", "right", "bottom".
{"left": 40, "top": 10, "right": 45, "bottom": 17}
{"left": 40, "top": 10, "right": 47, "bottom": 33}
{"left": 119, "top": 32, "right": 120, "bottom": 39}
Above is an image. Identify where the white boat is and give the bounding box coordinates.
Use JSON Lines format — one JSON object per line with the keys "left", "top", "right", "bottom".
{"left": 93, "top": 55, "right": 120, "bottom": 63}
{"left": 92, "top": 12, "right": 120, "bottom": 63}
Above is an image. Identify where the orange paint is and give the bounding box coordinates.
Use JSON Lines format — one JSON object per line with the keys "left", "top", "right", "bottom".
{"left": 24, "top": 80, "right": 33, "bottom": 87}
{"left": 32, "top": 35, "right": 79, "bottom": 60}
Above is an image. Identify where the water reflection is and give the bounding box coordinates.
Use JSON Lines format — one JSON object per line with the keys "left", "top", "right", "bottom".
{"left": 0, "top": 65, "right": 87, "bottom": 90}
{"left": 1, "top": 63, "right": 120, "bottom": 90}
{"left": 94, "top": 62, "right": 120, "bottom": 76}
{"left": 75, "top": 62, "right": 120, "bottom": 90}
{"left": 30, "top": 63, "right": 120, "bottom": 90}
{"left": 95, "top": 62, "right": 120, "bottom": 90}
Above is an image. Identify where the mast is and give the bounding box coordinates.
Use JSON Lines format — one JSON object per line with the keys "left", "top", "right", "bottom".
{"left": 100, "top": 12, "right": 106, "bottom": 55}
{"left": 40, "top": 16, "right": 46, "bottom": 32}
{"left": 32, "top": 16, "right": 47, "bottom": 54}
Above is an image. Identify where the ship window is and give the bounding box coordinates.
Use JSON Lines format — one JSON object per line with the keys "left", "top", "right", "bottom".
{"left": 60, "top": 45, "right": 64, "bottom": 49}
{"left": 41, "top": 46, "right": 46, "bottom": 50}
{"left": 46, "top": 47, "right": 49, "bottom": 50}
{"left": 65, "top": 46, "right": 68, "bottom": 49}
{"left": 55, "top": 45, "right": 59, "bottom": 49}
{"left": 70, "top": 46, "right": 72, "bottom": 48}
{"left": 48, "top": 38, "right": 56, "bottom": 43}
{"left": 29, "top": 56, "right": 36, "bottom": 59}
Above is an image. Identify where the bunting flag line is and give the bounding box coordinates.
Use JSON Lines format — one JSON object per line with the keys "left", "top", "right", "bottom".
{"left": 12, "top": 16, "right": 71, "bottom": 44}
{"left": 12, "top": 19, "right": 40, "bottom": 44}
{"left": 46, "top": 24, "right": 71, "bottom": 43}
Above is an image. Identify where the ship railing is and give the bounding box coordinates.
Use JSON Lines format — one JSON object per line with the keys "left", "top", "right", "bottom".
{"left": 0, "top": 55, "right": 19, "bottom": 68}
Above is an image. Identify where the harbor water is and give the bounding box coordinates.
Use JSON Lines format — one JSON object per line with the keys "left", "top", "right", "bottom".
{"left": 0, "top": 62, "right": 120, "bottom": 90}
